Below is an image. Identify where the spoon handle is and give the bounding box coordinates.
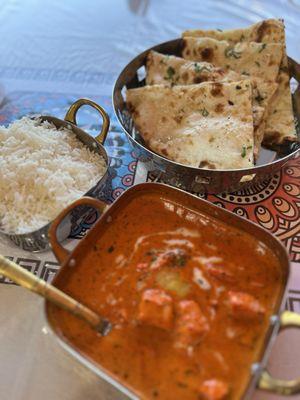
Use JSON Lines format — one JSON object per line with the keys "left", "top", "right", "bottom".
{"left": 0, "top": 255, "right": 111, "bottom": 335}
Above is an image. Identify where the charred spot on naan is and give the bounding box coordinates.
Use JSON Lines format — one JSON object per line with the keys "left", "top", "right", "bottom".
{"left": 174, "top": 115, "right": 184, "bottom": 124}
{"left": 254, "top": 19, "right": 285, "bottom": 43}
{"left": 211, "top": 82, "right": 224, "bottom": 97}
{"left": 262, "top": 131, "right": 285, "bottom": 146}
{"left": 193, "top": 76, "right": 203, "bottom": 84}
{"left": 199, "top": 160, "right": 217, "bottom": 169}
{"left": 146, "top": 51, "right": 154, "bottom": 68}
{"left": 182, "top": 39, "right": 215, "bottom": 62}
{"left": 255, "top": 20, "right": 270, "bottom": 42}
{"left": 200, "top": 47, "right": 214, "bottom": 61}
{"left": 262, "top": 131, "right": 297, "bottom": 146}
{"left": 215, "top": 103, "right": 225, "bottom": 113}
{"left": 127, "top": 102, "right": 141, "bottom": 119}
{"left": 181, "top": 71, "right": 189, "bottom": 82}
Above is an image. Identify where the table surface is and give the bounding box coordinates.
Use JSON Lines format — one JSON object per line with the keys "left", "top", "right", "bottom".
{"left": 0, "top": 0, "right": 299, "bottom": 399}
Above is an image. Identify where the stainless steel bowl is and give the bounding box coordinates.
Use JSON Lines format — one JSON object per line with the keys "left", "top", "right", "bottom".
{"left": 46, "top": 183, "right": 300, "bottom": 399}
{"left": 113, "top": 38, "right": 300, "bottom": 194}
{"left": 0, "top": 98, "right": 111, "bottom": 252}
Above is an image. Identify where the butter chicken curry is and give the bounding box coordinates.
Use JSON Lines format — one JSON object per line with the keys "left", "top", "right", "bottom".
{"left": 48, "top": 188, "right": 283, "bottom": 400}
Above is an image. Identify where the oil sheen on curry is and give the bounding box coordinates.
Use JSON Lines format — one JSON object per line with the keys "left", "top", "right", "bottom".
{"left": 48, "top": 190, "right": 283, "bottom": 400}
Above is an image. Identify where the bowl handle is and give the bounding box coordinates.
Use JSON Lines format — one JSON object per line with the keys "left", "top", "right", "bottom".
{"left": 49, "top": 196, "right": 108, "bottom": 265}
{"left": 258, "top": 311, "right": 300, "bottom": 395}
{"left": 64, "top": 98, "right": 110, "bottom": 144}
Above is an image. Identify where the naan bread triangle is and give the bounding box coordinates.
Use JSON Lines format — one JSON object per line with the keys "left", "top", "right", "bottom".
{"left": 127, "top": 81, "right": 254, "bottom": 169}
{"left": 182, "top": 38, "right": 283, "bottom": 82}
{"left": 182, "top": 19, "right": 297, "bottom": 145}
{"left": 146, "top": 50, "right": 277, "bottom": 157}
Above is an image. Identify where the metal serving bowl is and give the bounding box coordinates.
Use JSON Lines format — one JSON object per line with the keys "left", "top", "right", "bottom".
{"left": 46, "top": 183, "right": 300, "bottom": 399}
{"left": 0, "top": 98, "right": 110, "bottom": 252}
{"left": 113, "top": 38, "right": 300, "bottom": 194}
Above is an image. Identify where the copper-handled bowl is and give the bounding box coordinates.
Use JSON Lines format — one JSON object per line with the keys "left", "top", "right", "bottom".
{"left": 43, "top": 183, "right": 300, "bottom": 399}
{"left": 0, "top": 98, "right": 110, "bottom": 252}
{"left": 113, "top": 39, "right": 300, "bottom": 194}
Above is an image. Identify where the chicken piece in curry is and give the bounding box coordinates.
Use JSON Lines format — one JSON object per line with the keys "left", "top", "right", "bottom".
{"left": 48, "top": 191, "right": 283, "bottom": 400}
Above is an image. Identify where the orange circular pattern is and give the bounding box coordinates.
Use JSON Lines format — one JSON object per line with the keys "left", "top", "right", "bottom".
{"left": 207, "top": 158, "right": 300, "bottom": 262}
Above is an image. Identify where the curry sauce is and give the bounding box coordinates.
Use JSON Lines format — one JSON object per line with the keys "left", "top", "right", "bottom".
{"left": 48, "top": 189, "right": 283, "bottom": 400}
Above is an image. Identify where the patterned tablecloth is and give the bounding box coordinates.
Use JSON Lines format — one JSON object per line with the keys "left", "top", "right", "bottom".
{"left": 0, "top": 1, "right": 299, "bottom": 399}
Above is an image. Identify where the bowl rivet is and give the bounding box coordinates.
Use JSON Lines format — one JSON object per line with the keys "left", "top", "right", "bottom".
{"left": 42, "top": 326, "right": 49, "bottom": 335}
{"left": 251, "top": 363, "right": 261, "bottom": 374}
{"left": 270, "top": 315, "right": 279, "bottom": 325}
{"left": 69, "top": 258, "right": 76, "bottom": 267}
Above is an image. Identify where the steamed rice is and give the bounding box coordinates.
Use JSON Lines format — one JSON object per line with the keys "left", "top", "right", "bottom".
{"left": 0, "top": 117, "right": 107, "bottom": 234}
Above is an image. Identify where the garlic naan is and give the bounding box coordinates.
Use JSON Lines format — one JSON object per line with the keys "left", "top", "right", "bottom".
{"left": 182, "top": 19, "right": 297, "bottom": 145}
{"left": 146, "top": 50, "right": 277, "bottom": 157}
{"left": 146, "top": 50, "right": 241, "bottom": 86}
{"left": 146, "top": 51, "right": 278, "bottom": 111}
{"left": 182, "top": 38, "right": 283, "bottom": 82}
{"left": 127, "top": 81, "right": 254, "bottom": 169}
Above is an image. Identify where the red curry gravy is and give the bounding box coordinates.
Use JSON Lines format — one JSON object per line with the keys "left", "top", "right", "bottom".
{"left": 48, "top": 189, "right": 283, "bottom": 400}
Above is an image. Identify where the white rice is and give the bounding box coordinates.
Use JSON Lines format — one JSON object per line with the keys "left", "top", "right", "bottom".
{"left": 0, "top": 117, "right": 107, "bottom": 234}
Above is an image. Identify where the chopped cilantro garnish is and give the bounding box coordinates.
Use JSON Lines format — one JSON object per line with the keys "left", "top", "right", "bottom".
{"left": 200, "top": 108, "right": 209, "bottom": 117}
{"left": 225, "top": 47, "right": 242, "bottom": 59}
{"left": 194, "top": 63, "right": 201, "bottom": 73}
{"left": 241, "top": 145, "right": 247, "bottom": 158}
{"left": 165, "top": 66, "right": 175, "bottom": 81}
{"left": 258, "top": 43, "right": 267, "bottom": 53}
{"left": 194, "top": 63, "right": 211, "bottom": 73}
